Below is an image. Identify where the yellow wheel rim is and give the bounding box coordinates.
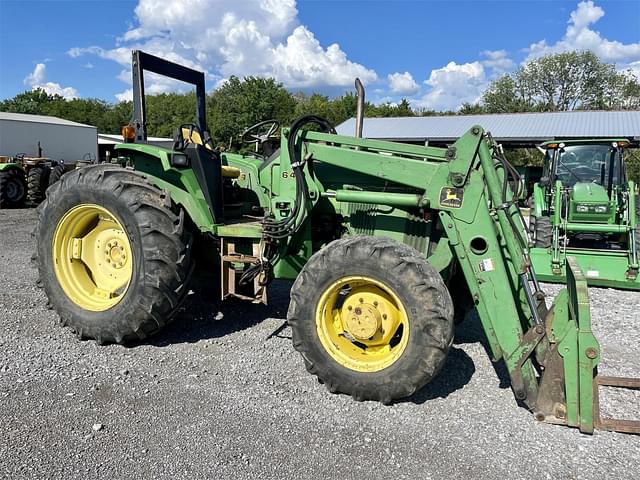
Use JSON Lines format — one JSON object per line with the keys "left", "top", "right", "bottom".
{"left": 52, "top": 204, "right": 133, "bottom": 312}
{"left": 315, "top": 276, "right": 410, "bottom": 372}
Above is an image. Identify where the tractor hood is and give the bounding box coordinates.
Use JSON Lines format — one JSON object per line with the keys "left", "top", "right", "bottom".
{"left": 571, "top": 182, "right": 609, "bottom": 204}
{"left": 569, "top": 182, "right": 613, "bottom": 223}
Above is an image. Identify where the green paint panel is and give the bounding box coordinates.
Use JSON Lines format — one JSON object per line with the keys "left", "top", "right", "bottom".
{"left": 0, "top": 162, "right": 24, "bottom": 172}
{"left": 530, "top": 247, "right": 640, "bottom": 290}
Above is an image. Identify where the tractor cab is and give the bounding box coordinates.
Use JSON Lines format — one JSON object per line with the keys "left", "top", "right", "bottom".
{"left": 538, "top": 139, "right": 630, "bottom": 225}
{"left": 542, "top": 139, "right": 627, "bottom": 188}
{"left": 529, "top": 138, "right": 638, "bottom": 288}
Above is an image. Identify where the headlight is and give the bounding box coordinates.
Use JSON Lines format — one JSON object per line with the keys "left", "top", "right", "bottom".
{"left": 576, "top": 205, "right": 589, "bottom": 213}
{"left": 594, "top": 205, "right": 608, "bottom": 213}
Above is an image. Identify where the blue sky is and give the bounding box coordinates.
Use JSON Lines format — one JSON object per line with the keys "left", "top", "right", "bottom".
{"left": 1, "top": 0, "right": 639, "bottom": 110}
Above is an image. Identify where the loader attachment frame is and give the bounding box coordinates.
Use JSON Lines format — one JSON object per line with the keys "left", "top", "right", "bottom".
{"left": 289, "top": 127, "right": 639, "bottom": 433}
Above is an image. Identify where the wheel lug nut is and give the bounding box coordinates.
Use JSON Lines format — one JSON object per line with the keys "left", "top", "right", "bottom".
{"left": 359, "top": 298, "right": 363, "bottom": 303}
{"left": 382, "top": 314, "right": 387, "bottom": 320}
{"left": 373, "top": 301, "right": 378, "bottom": 307}
{"left": 347, "top": 305, "right": 352, "bottom": 311}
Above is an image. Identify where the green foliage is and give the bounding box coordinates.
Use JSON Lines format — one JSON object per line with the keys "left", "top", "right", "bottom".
{"left": 504, "top": 148, "right": 544, "bottom": 167}
{"left": 481, "top": 51, "right": 640, "bottom": 113}
{"left": 625, "top": 149, "right": 640, "bottom": 185}
{"left": 145, "top": 92, "right": 198, "bottom": 137}
{"left": 0, "top": 89, "right": 63, "bottom": 114}
{"left": 458, "top": 103, "right": 485, "bottom": 115}
{"left": 207, "top": 76, "right": 297, "bottom": 148}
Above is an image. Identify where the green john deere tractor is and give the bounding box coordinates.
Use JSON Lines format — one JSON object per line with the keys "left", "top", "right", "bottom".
{"left": 529, "top": 139, "right": 639, "bottom": 290}
{"left": 34, "top": 51, "right": 639, "bottom": 434}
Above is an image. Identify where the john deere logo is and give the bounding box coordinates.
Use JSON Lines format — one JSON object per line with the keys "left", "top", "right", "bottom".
{"left": 439, "top": 187, "right": 464, "bottom": 208}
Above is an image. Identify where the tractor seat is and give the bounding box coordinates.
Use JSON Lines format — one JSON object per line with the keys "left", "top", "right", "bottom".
{"left": 175, "top": 125, "right": 241, "bottom": 180}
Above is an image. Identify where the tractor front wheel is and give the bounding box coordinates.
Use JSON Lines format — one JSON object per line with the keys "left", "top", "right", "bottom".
{"left": 533, "top": 216, "right": 553, "bottom": 248}
{"left": 0, "top": 168, "right": 27, "bottom": 208}
{"left": 288, "top": 236, "right": 454, "bottom": 403}
{"left": 35, "top": 165, "right": 193, "bottom": 344}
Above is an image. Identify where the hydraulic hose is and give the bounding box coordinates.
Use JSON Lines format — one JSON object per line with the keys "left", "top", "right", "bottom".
{"left": 241, "top": 115, "right": 335, "bottom": 286}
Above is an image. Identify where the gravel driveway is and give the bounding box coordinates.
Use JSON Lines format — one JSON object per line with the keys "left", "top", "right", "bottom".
{"left": 1, "top": 208, "right": 638, "bottom": 480}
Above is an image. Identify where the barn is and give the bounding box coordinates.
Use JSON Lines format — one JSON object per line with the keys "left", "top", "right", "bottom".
{"left": 0, "top": 112, "right": 98, "bottom": 164}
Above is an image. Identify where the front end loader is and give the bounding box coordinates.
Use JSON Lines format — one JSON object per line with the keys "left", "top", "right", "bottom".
{"left": 34, "top": 51, "right": 639, "bottom": 434}
{"left": 529, "top": 139, "right": 639, "bottom": 290}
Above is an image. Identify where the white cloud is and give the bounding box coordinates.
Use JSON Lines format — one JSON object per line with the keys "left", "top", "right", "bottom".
{"left": 24, "top": 63, "right": 78, "bottom": 99}
{"left": 270, "top": 26, "right": 377, "bottom": 87}
{"left": 115, "top": 89, "right": 133, "bottom": 102}
{"left": 416, "top": 61, "right": 486, "bottom": 111}
{"left": 480, "top": 50, "right": 515, "bottom": 75}
{"left": 387, "top": 72, "right": 420, "bottom": 95}
{"left": 526, "top": 0, "right": 640, "bottom": 66}
{"left": 68, "top": 0, "right": 376, "bottom": 100}
{"left": 624, "top": 60, "right": 640, "bottom": 79}
{"left": 24, "top": 63, "right": 46, "bottom": 85}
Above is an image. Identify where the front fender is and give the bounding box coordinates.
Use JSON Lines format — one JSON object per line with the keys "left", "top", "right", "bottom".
{"left": 115, "top": 143, "right": 215, "bottom": 231}
{"left": 0, "top": 162, "right": 24, "bottom": 173}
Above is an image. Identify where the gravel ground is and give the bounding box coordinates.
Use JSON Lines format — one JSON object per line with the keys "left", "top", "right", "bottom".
{"left": 0, "top": 208, "right": 638, "bottom": 480}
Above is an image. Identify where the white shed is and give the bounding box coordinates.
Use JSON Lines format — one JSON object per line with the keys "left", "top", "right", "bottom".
{"left": 0, "top": 112, "right": 98, "bottom": 164}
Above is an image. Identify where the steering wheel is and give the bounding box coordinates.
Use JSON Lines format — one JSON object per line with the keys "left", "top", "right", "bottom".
{"left": 241, "top": 120, "right": 280, "bottom": 146}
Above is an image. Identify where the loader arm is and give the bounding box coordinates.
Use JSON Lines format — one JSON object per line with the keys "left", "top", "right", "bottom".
{"left": 267, "top": 125, "right": 638, "bottom": 433}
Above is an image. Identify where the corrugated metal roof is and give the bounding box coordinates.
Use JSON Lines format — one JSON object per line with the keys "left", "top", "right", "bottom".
{"left": 336, "top": 111, "right": 640, "bottom": 144}
{"left": 0, "top": 111, "right": 96, "bottom": 129}
{"left": 98, "top": 134, "right": 173, "bottom": 144}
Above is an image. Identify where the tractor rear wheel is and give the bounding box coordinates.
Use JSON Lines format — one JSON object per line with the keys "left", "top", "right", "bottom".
{"left": 48, "top": 163, "right": 65, "bottom": 187}
{"left": 0, "top": 168, "right": 27, "bottom": 208}
{"left": 27, "top": 164, "right": 50, "bottom": 206}
{"left": 35, "top": 164, "right": 193, "bottom": 344}
{"left": 533, "top": 216, "right": 553, "bottom": 248}
{"left": 288, "top": 236, "right": 454, "bottom": 403}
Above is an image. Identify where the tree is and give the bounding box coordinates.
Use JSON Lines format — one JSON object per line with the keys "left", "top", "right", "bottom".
{"left": 207, "top": 76, "right": 296, "bottom": 148}
{"left": 367, "top": 98, "right": 414, "bottom": 117}
{"left": 144, "top": 92, "right": 198, "bottom": 137}
{"left": 0, "top": 89, "right": 65, "bottom": 115}
{"left": 482, "top": 51, "right": 640, "bottom": 113}
{"left": 458, "top": 102, "right": 486, "bottom": 115}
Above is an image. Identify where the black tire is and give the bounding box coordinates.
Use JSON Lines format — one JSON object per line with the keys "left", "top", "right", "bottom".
{"left": 48, "top": 163, "right": 65, "bottom": 187}
{"left": 35, "top": 164, "right": 193, "bottom": 344}
{"left": 528, "top": 213, "right": 536, "bottom": 243}
{"left": 533, "top": 216, "right": 553, "bottom": 248}
{"left": 26, "top": 164, "right": 51, "bottom": 206}
{"left": 288, "top": 236, "right": 454, "bottom": 403}
{"left": 0, "top": 168, "right": 27, "bottom": 208}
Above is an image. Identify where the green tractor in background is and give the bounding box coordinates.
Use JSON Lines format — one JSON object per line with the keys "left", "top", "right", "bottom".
{"left": 529, "top": 139, "right": 639, "bottom": 290}
{"left": 0, "top": 150, "right": 67, "bottom": 208}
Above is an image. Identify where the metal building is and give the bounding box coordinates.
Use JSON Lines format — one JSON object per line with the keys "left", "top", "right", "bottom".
{"left": 0, "top": 112, "right": 98, "bottom": 163}
{"left": 98, "top": 134, "right": 173, "bottom": 162}
{"left": 336, "top": 111, "right": 640, "bottom": 147}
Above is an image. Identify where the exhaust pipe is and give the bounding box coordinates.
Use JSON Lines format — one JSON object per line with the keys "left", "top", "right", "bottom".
{"left": 355, "top": 78, "right": 365, "bottom": 138}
